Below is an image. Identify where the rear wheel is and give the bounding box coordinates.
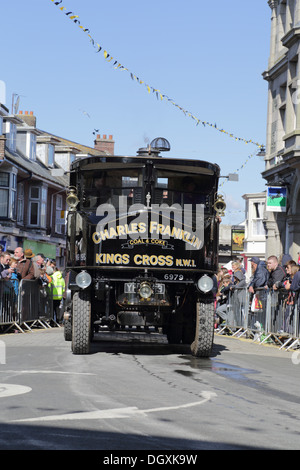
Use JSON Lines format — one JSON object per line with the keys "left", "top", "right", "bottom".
{"left": 71, "top": 290, "right": 91, "bottom": 354}
{"left": 64, "top": 318, "right": 72, "bottom": 341}
{"left": 190, "top": 299, "right": 214, "bottom": 357}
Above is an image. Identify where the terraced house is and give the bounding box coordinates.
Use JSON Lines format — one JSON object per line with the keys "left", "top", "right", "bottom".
{"left": 0, "top": 99, "right": 114, "bottom": 267}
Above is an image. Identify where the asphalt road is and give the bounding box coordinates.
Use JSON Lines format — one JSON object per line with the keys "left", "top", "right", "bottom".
{"left": 0, "top": 326, "right": 299, "bottom": 452}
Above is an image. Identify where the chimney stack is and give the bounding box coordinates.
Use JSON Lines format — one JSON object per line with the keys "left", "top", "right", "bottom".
{"left": 94, "top": 134, "right": 115, "bottom": 155}
{"left": 17, "top": 110, "right": 36, "bottom": 127}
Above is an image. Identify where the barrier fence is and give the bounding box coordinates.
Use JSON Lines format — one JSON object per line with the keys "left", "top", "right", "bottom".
{"left": 216, "top": 286, "right": 300, "bottom": 351}
{"left": 1, "top": 278, "right": 300, "bottom": 351}
{"left": 0, "top": 278, "right": 59, "bottom": 334}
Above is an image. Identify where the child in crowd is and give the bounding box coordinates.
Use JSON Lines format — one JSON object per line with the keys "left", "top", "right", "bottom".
{"left": 9, "top": 257, "right": 20, "bottom": 296}
{"left": 284, "top": 264, "right": 300, "bottom": 304}
{"left": 215, "top": 274, "right": 232, "bottom": 326}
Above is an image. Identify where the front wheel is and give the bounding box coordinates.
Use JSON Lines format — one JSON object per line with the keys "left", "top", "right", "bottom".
{"left": 190, "top": 299, "right": 214, "bottom": 357}
{"left": 71, "top": 290, "right": 92, "bottom": 354}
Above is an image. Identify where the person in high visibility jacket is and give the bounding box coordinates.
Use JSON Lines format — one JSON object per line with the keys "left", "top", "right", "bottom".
{"left": 52, "top": 268, "right": 65, "bottom": 322}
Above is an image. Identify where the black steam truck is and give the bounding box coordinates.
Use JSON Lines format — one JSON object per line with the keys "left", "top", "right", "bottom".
{"left": 64, "top": 138, "right": 225, "bottom": 356}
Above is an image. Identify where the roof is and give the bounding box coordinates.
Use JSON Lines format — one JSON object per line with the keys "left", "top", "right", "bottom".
{"left": 5, "top": 147, "right": 68, "bottom": 187}
{"left": 2, "top": 117, "right": 102, "bottom": 188}
{"left": 38, "top": 130, "right": 107, "bottom": 156}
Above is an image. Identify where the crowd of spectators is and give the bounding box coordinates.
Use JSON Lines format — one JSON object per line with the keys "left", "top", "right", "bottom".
{"left": 215, "top": 254, "right": 300, "bottom": 326}
{"left": 0, "top": 246, "right": 65, "bottom": 323}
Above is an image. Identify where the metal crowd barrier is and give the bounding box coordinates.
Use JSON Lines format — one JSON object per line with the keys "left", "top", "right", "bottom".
{"left": 0, "top": 278, "right": 58, "bottom": 334}
{"left": 215, "top": 286, "right": 300, "bottom": 351}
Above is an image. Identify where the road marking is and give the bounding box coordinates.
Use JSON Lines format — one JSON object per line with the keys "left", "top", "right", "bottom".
{"left": 12, "top": 391, "right": 217, "bottom": 422}
{"left": 0, "top": 340, "right": 6, "bottom": 364}
{"left": 0, "top": 384, "right": 32, "bottom": 398}
{"left": 2, "top": 370, "right": 95, "bottom": 375}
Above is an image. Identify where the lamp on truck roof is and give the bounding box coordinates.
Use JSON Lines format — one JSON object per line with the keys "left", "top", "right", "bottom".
{"left": 150, "top": 137, "right": 171, "bottom": 152}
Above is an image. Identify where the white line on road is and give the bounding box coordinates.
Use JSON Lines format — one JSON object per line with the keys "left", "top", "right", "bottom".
{"left": 12, "top": 391, "right": 217, "bottom": 423}
{"left": 0, "top": 384, "right": 32, "bottom": 398}
{"left": 2, "top": 370, "right": 96, "bottom": 375}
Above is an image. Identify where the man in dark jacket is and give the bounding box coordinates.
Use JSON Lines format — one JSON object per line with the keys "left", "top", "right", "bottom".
{"left": 0, "top": 251, "right": 11, "bottom": 277}
{"left": 248, "top": 257, "right": 269, "bottom": 293}
{"left": 266, "top": 255, "right": 286, "bottom": 289}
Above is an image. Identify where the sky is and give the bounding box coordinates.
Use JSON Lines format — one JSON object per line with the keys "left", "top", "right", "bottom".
{"left": 0, "top": 0, "right": 271, "bottom": 225}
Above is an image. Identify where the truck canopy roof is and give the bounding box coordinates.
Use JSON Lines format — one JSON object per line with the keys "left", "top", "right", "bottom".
{"left": 70, "top": 154, "right": 220, "bottom": 177}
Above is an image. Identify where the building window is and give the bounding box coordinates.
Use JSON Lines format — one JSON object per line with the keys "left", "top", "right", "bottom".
{"left": 28, "top": 185, "right": 48, "bottom": 227}
{"left": 48, "top": 144, "right": 54, "bottom": 167}
{"left": 17, "top": 183, "right": 24, "bottom": 224}
{"left": 29, "top": 133, "right": 36, "bottom": 161}
{"left": 287, "top": 0, "right": 295, "bottom": 28}
{"left": 16, "top": 131, "right": 36, "bottom": 160}
{"left": 29, "top": 185, "right": 39, "bottom": 226}
{"left": 16, "top": 132, "right": 26, "bottom": 155}
{"left": 0, "top": 172, "right": 9, "bottom": 217}
{"left": 41, "top": 186, "right": 47, "bottom": 228}
{"left": 10, "top": 173, "right": 17, "bottom": 219}
{"left": 4, "top": 122, "right": 17, "bottom": 152}
{"left": 252, "top": 202, "right": 265, "bottom": 237}
{"left": 10, "top": 124, "right": 17, "bottom": 152}
{"left": 0, "top": 172, "right": 17, "bottom": 219}
{"left": 29, "top": 201, "right": 39, "bottom": 225}
{"left": 55, "top": 194, "right": 63, "bottom": 234}
{"left": 280, "top": 2, "right": 287, "bottom": 34}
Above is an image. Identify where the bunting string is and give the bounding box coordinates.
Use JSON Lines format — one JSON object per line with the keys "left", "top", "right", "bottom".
{"left": 50, "top": 0, "right": 264, "bottom": 149}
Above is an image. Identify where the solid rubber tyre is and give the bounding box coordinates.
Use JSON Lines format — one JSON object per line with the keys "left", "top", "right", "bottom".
{"left": 190, "top": 299, "right": 214, "bottom": 357}
{"left": 64, "top": 318, "right": 72, "bottom": 341}
{"left": 71, "top": 290, "right": 91, "bottom": 354}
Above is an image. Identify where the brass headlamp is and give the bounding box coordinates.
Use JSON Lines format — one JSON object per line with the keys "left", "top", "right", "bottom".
{"left": 66, "top": 186, "right": 79, "bottom": 211}
{"left": 213, "top": 194, "right": 226, "bottom": 217}
{"left": 139, "top": 282, "right": 153, "bottom": 300}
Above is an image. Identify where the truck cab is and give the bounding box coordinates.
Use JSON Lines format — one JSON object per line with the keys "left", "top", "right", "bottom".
{"left": 64, "top": 141, "right": 224, "bottom": 357}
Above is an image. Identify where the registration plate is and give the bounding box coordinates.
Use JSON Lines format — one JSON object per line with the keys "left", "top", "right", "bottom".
{"left": 124, "top": 283, "right": 165, "bottom": 294}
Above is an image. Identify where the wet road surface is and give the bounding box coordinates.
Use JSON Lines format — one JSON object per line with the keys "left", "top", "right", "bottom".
{"left": 0, "top": 327, "right": 299, "bottom": 450}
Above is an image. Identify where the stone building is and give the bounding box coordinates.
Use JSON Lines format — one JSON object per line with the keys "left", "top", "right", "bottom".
{"left": 262, "top": 0, "right": 300, "bottom": 260}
